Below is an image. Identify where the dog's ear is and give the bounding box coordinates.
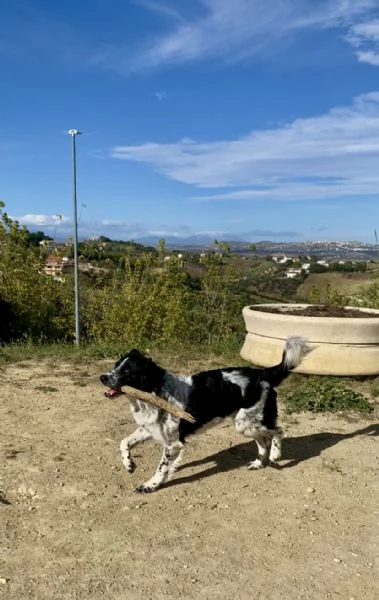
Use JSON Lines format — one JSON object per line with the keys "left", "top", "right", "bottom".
{"left": 128, "top": 349, "right": 150, "bottom": 361}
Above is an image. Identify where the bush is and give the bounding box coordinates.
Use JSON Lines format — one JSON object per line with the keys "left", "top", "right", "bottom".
{"left": 0, "top": 204, "right": 246, "bottom": 348}
{"left": 0, "top": 202, "right": 74, "bottom": 341}
{"left": 285, "top": 377, "right": 373, "bottom": 414}
{"left": 349, "top": 281, "right": 379, "bottom": 309}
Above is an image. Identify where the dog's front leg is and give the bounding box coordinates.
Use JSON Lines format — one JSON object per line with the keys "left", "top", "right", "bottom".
{"left": 120, "top": 427, "right": 152, "bottom": 473}
{"left": 135, "top": 441, "right": 183, "bottom": 494}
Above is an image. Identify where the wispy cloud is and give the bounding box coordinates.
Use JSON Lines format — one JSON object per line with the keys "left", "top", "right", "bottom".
{"left": 122, "top": 0, "right": 378, "bottom": 71}
{"left": 154, "top": 91, "right": 167, "bottom": 101}
{"left": 108, "top": 91, "right": 379, "bottom": 202}
{"left": 2, "top": 2, "right": 378, "bottom": 73}
{"left": 346, "top": 19, "right": 379, "bottom": 65}
{"left": 131, "top": 0, "right": 186, "bottom": 24}
{"left": 11, "top": 213, "right": 234, "bottom": 241}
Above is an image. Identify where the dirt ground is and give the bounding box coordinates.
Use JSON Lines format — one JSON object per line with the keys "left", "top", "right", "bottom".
{"left": 0, "top": 359, "right": 378, "bottom": 600}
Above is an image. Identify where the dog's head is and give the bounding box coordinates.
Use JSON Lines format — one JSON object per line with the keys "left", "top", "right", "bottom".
{"left": 100, "top": 349, "right": 159, "bottom": 396}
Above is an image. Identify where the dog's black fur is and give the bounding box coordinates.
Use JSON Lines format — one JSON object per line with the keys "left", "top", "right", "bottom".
{"left": 100, "top": 336, "right": 311, "bottom": 493}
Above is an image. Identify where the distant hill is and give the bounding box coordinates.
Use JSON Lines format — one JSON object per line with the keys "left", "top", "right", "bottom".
{"left": 136, "top": 235, "right": 248, "bottom": 248}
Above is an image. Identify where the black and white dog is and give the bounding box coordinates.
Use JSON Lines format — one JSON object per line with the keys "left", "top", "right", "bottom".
{"left": 100, "top": 336, "right": 311, "bottom": 493}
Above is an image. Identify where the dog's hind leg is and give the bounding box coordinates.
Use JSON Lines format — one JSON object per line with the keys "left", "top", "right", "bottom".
{"left": 135, "top": 441, "right": 183, "bottom": 494}
{"left": 247, "top": 435, "right": 269, "bottom": 469}
{"left": 268, "top": 429, "right": 282, "bottom": 464}
{"left": 120, "top": 427, "right": 152, "bottom": 473}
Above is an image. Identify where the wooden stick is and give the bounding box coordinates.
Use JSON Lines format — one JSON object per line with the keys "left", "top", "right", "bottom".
{"left": 122, "top": 384, "right": 195, "bottom": 424}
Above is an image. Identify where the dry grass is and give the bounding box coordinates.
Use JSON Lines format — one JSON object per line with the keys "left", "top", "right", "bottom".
{"left": 297, "top": 271, "right": 376, "bottom": 302}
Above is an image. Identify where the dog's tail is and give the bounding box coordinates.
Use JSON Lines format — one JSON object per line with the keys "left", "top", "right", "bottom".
{"left": 264, "top": 336, "right": 312, "bottom": 386}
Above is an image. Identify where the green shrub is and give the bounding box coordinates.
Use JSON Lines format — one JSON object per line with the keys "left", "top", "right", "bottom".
{"left": 0, "top": 202, "right": 74, "bottom": 341}
{"left": 285, "top": 377, "right": 373, "bottom": 414}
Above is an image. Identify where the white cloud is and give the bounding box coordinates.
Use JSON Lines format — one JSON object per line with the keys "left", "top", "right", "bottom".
{"left": 122, "top": 0, "right": 378, "bottom": 71}
{"left": 108, "top": 91, "right": 379, "bottom": 202}
{"left": 357, "top": 50, "right": 379, "bottom": 65}
{"left": 15, "top": 214, "right": 70, "bottom": 227}
{"left": 347, "top": 19, "right": 379, "bottom": 65}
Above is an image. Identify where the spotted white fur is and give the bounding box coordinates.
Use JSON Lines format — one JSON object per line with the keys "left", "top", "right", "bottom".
{"left": 221, "top": 371, "right": 250, "bottom": 396}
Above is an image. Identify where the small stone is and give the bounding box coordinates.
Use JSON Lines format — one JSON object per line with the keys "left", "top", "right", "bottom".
{"left": 333, "top": 558, "right": 341, "bottom": 563}
{"left": 0, "top": 578, "right": 7, "bottom": 585}
{"left": 306, "top": 487, "right": 315, "bottom": 494}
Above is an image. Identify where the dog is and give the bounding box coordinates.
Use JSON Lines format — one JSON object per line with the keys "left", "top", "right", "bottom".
{"left": 100, "top": 336, "right": 311, "bottom": 493}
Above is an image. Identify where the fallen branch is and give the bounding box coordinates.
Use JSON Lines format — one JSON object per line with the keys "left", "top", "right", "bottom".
{"left": 122, "top": 385, "right": 195, "bottom": 424}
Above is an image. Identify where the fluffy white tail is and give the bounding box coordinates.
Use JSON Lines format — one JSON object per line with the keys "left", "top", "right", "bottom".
{"left": 283, "top": 336, "right": 312, "bottom": 371}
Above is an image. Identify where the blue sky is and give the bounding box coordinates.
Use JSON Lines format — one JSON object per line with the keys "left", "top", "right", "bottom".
{"left": 2, "top": 0, "right": 379, "bottom": 243}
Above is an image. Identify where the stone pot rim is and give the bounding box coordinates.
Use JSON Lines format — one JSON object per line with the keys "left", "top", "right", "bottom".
{"left": 244, "top": 303, "right": 379, "bottom": 323}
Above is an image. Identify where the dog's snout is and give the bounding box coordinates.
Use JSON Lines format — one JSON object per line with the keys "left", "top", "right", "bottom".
{"left": 100, "top": 374, "right": 108, "bottom": 384}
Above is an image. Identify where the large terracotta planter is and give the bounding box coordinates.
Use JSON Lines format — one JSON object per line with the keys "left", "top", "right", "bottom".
{"left": 240, "top": 303, "right": 379, "bottom": 376}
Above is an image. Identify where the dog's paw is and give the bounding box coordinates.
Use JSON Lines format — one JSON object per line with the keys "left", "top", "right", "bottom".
{"left": 269, "top": 450, "right": 281, "bottom": 464}
{"left": 268, "top": 450, "right": 281, "bottom": 465}
{"left": 135, "top": 484, "right": 155, "bottom": 494}
{"left": 247, "top": 459, "right": 265, "bottom": 470}
{"left": 125, "top": 460, "right": 136, "bottom": 473}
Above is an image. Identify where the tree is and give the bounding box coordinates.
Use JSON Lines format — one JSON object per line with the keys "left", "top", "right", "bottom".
{"left": 25, "top": 230, "right": 53, "bottom": 247}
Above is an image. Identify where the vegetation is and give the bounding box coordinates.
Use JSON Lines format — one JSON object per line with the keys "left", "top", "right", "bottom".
{"left": 309, "top": 260, "right": 367, "bottom": 273}
{"left": 1, "top": 200, "right": 378, "bottom": 415}
{"left": 0, "top": 202, "right": 74, "bottom": 342}
{"left": 284, "top": 376, "right": 374, "bottom": 414}
{"left": 0, "top": 202, "right": 249, "bottom": 348}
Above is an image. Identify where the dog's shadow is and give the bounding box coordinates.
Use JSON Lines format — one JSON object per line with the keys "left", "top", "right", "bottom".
{"left": 165, "top": 423, "right": 378, "bottom": 488}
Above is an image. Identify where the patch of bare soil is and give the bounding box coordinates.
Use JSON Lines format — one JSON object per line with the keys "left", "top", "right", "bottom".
{"left": 0, "top": 361, "right": 378, "bottom": 600}
{"left": 253, "top": 304, "right": 378, "bottom": 318}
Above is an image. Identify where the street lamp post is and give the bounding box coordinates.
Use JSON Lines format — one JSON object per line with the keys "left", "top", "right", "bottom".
{"left": 68, "top": 129, "right": 82, "bottom": 346}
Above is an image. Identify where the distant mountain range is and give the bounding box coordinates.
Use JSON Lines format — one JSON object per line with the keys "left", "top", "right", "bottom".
{"left": 136, "top": 234, "right": 245, "bottom": 247}
{"left": 136, "top": 231, "right": 304, "bottom": 248}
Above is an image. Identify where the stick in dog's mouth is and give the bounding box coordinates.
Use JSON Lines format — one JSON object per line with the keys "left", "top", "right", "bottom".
{"left": 104, "top": 385, "right": 196, "bottom": 424}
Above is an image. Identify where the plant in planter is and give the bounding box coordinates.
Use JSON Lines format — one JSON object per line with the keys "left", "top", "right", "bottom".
{"left": 240, "top": 303, "right": 379, "bottom": 376}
